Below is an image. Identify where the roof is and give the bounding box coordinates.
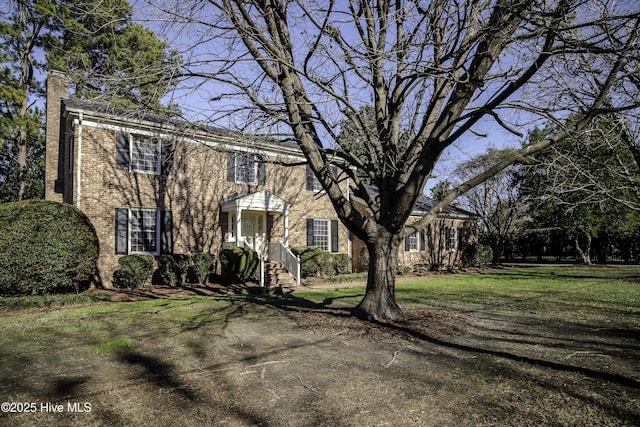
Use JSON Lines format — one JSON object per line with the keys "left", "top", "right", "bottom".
{"left": 61, "top": 97, "right": 300, "bottom": 152}
{"left": 413, "top": 194, "right": 479, "bottom": 218}
{"left": 358, "top": 185, "right": 478, "bottom": 219}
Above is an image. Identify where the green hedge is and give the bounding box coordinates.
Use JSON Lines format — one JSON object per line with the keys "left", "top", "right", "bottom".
{"left": 113, "top": 255, "right": 154, "bottom": 288}
{"left": 465, "top": 243, "right": 493, "bottom": 267}
{"left": 219, "top": 247, "right": 258, "bottom": 282}
{"left": 155, "top": 253, "right": 214, "bottom": 286}
{"left": 0, "top": 200, "right": 99, "bottom": 296}
{"left": 291, "top": 247, "right": 351, "bottom": 277}
{"left": 191, "top": 252, "right": 214, "bottom": 284}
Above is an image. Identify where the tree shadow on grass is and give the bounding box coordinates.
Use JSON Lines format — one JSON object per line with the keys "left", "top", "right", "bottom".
{"left": 116, "top": 350, "right": 198, "bottom": 401}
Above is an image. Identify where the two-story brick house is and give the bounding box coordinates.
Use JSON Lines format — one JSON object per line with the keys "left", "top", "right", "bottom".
{"left": 44, "top": 72, "right": 477, "bottom": 287}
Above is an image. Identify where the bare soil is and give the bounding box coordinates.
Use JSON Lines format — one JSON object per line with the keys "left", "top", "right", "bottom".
{"left": 1, "top": 268, "right": 639, "bottom": 426}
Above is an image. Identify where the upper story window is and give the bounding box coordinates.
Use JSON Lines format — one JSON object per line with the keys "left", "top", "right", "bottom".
{"left": 116, "top": 131, "right": 173, "bottom": 175}
{"left": 227, "top": 151, "right": 266, "bottom": 185}
{"left": 306, "top": 165, "right": 323, "bottom": 191}
{"left": 131, "top": 136, "right": 160, "bottom": 173}
{"left": 305, "top": 164, "right": 339, "bottom": 191}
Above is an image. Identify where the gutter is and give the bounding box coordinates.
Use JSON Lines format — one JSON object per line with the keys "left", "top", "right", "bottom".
{"left": 75, "top": 113, "right": 83, "bottom": 209}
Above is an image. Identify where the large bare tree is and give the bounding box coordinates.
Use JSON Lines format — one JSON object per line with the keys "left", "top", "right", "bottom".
{"left": 147, "top": 0, "right": 640, "bottom": 320}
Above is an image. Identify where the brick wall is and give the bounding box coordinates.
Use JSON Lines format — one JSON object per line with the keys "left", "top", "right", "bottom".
{"left": 65, "top": 121, "right": 348, "bottom": 286}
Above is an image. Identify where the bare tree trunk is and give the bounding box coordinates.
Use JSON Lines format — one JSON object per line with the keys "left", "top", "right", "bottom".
{"left": 574, "top": 231, "right": 592, "bottom": 265}
{"left": 17, "top": 130, "right": 28, "bottom": 200}
{"left": 352, "top": 230, "right": 404, "bottom": 322}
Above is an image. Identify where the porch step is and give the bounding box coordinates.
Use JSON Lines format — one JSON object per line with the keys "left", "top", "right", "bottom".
{"left": 265, "top": 261, "right": 296, "bottom": 288}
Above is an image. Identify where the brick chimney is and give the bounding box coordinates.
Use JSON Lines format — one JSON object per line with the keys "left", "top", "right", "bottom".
{"left": 44, "top": 72, "right": 70, "bottom": 202}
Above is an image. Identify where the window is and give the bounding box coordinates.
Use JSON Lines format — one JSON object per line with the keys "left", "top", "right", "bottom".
{"left": 306, "top": 165, "right": 323, "bottom": 191}
{"left": 115, "top": 208, "right": 173, "bottom": 255}
{"left": 446, "top": 227, "right": 459, "bottom": 251}
{"left": 407, "top": 233, "right": 418, "bottom": 252}
{"left": 306, "top": 218, "right": 339, "bottom": 252}
{"left": 235, "top": 153, "right": 256, "bottom": 184}
{"left": 313, "top": 219, "right": 329, "bottom": 251}
{"left": 131, "top": 136, "right": 160, "bottom": 173}
{"left": 404, "top": 230, "right": 425, "bottom": 252}
{"left": 116, "top": 132, "right": 173, "bottom": 175}
{"left": 305, "top": 164, "right": 339, "bottom": 191}
{"left": 130, "top": 209, "right": 159, "bottom": 253}
{"left": 227, "top": 152, "right": 266, "bottom": 185}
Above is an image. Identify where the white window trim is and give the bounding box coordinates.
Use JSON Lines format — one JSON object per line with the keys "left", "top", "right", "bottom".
{"left": 130, "top": 134, "right": 161, "bottom": 175}
{"left": 129, "top": 208, "right": 161, "bottom": 256}
{"left": 234, "top": 153, "right": 258, "bottom": 185}
{"left": 407, "top": 232, "right": 419, "bottom": 252}
{"left": 313, "top": 218, "right": 330, "bottom": 251}
{"left": 307, "top": 165, "right": 324, "bottom": 192}
{"left": 446, "top": 227, "right": 459, "bottom": 252}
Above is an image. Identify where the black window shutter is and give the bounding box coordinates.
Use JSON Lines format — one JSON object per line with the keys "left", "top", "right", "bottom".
{"left": 445, "top": 227, "right": 451, "bottom": 250}
{"left": 161, "top": 140, "right": 174, "bottom": 175}
{"left": 115, "top": 208, "right": 129, "bottom": 254}
{"left": 306, "top": 219, "right": 315, "bottom": 246}
{"left": 116, "top": 132, "right": 130, "bottom": 170}
{"left": 404, "top": 235, "right": 410, "bottom": 251}
{"left": 331, "top": 220, "right": 339, "bottom": 252}
{"left": 257, "top": 155, "right": 266, "bottom": 185}
{"left": 420, "top": 230, "right": 426, "bottom": 251}
{"left": 160, "top": 210, "right": 173, "bottom": 254}
{"left": 227, "top": 152, "right": 235, "bottom": 182}
{"left": 305, "top": 165, "right": 315, "bottom": 190}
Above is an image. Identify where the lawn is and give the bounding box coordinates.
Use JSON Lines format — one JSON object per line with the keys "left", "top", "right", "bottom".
{"left": 0, "top": 265, "right": 639, "bottom": 426}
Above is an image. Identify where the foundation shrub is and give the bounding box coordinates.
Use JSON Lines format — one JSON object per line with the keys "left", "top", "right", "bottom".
{"left": 191, "top": 252, "right": 214, "bottom": 284}
{"left": 113, "top": 255, "right": 154, "bottom": 288}
{"left": 219, "top": 247, "right": 258, "bottom": 282}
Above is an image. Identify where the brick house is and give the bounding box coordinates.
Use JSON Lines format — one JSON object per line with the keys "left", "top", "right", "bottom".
{"left": 44, "top": 72, "right": 477, "bottom": 287}
{"left": 350, "top": 190, "right": 479, "bottom": 273}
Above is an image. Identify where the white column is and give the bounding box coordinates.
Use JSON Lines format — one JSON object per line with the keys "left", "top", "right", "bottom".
{"left": 235, "top": 203, "right": 242, "bottom": 247}
{"left": 283, "top": 203, "right": 289, "bottom": 247}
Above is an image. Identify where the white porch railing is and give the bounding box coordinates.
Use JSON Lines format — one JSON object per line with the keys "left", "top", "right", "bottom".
{"left": 269, "top": 241, "right": 301, "bottom": 285}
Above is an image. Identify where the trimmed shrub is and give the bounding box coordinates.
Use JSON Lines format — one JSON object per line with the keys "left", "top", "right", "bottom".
{"left": 467, "top": 244, "right": 493, "bottom": 267}
{"left": 156, "top": 255, "right": 179, "bottom": 287}
{"left": 333, "top": 253, "right": 351, "bottom": 275}
{"left": 291, "top": 247, "right": 351, "bottom": 277}
{"left": 113, "top": 255, "right": 154, "bottom": 288}
{"left": 219, "top": 247, "right": 258, "bottom": 282}
{"left": 292, "top": 246, "right": 326, "bottom": 277}
{"left": 0, "top": 200, "right": 99, "bottom": 296}
{"left": 191, "top": 252, "right": 214, "bottom": 284}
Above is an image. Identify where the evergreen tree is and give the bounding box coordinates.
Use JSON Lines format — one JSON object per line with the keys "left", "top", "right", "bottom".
{"left": 0, "top": 0, "right": 178, "bottom": 201}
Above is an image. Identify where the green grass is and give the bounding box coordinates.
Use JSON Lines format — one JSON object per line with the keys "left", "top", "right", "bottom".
{"left": 0, "top": 293, "right": 112, "bottom": 312}
{"left": 0, "top": 265, "right": 639, "bottom": 426}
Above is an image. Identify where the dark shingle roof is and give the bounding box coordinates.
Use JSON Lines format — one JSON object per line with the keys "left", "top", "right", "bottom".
{"left": 61, "top": 97, "right": 299, "bottom": 151}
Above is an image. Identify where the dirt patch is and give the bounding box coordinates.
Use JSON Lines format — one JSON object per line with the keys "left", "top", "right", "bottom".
{"left": 292, "top": 307, "right": 471, "bottom": 343}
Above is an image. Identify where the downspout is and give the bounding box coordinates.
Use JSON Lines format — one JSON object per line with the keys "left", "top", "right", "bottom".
{"left": 75, "top": 113, "right": 83, "bottom": 209}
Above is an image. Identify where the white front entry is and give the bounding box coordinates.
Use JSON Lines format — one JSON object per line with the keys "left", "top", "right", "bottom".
{"left": 241, "top": 212, "right": 265, "bottom": 254}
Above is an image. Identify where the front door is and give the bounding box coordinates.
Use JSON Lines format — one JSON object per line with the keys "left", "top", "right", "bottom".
{"left": 241, "top": 213, "right": 264, "bottom": 254}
